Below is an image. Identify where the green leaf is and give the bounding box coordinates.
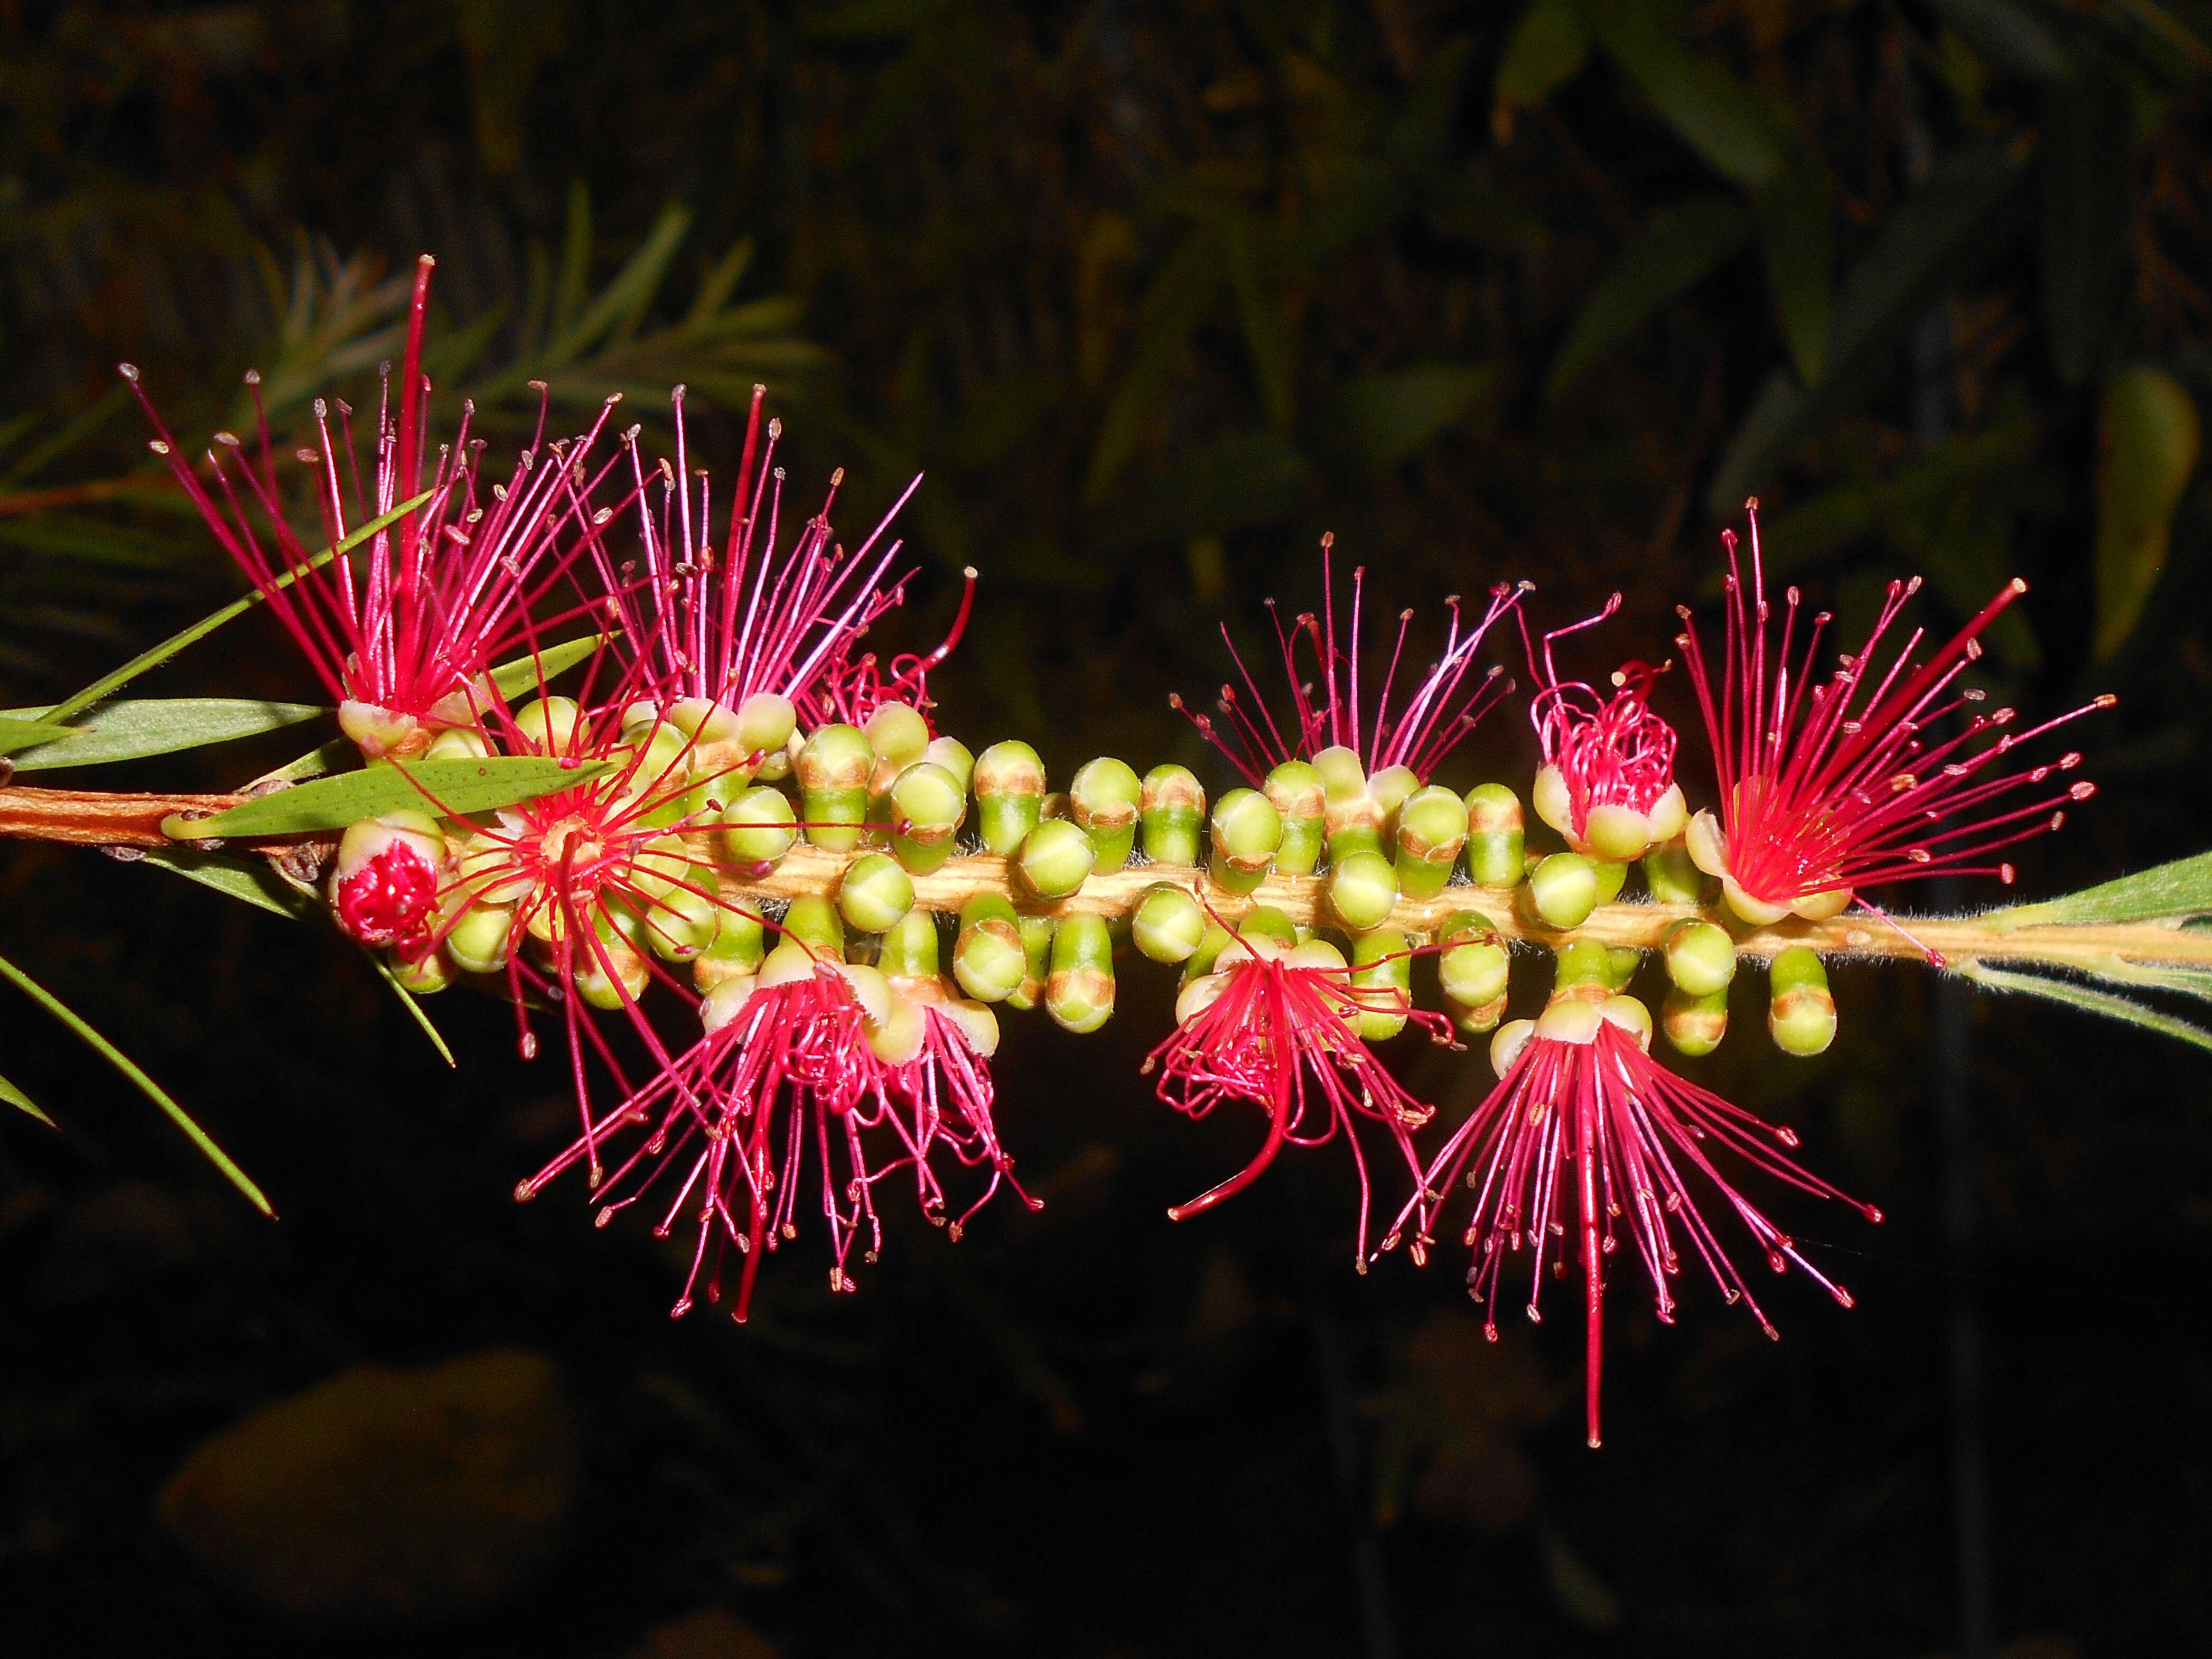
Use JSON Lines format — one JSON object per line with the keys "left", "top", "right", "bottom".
{"left": 257, "top": 737, "right": 356, "bottom": 786}
{"left": 2079, "top": 955, "right": 2212, "bottom": 1004}
{"left": 0, "top": 1070, "right": 54, "bottom": 1127}
{"left": 1545, "top": 195, "right": 1753, "bottom": 399}
{"left": 1758, "top": 154, "right": 1833, "bottom": 384}
{"left": 1955, "top": 962, "right": 2212, "bottom": 1055}
{"left": 487, "top": 633, "right": 605, "bottom": 700}
{"left": 161, "top": 755, "right": 610, "bottom": 841}
{"left": 1333, "top": 364, "right": 1500, "bottom": 475}
{"left": 1987, "top": 848, "right": 2212, "bottom": 932}
{"left": 2094, "top": 365, "right": 2201, "bottom": 659}
{"left": 3, "top": 698, "right": 323, "bottom": 772}
{"left": 2041, "top": 67, "right": 2134, "bottom": 387}
{"left": 1493, "top": 0, "right": 1590, "bottom": 137}
{"left": 368, "top": 953, "right": 458, "bottom": 1069}
{"left": 44, "top": 490, "right": 434, "bottom": 724}
{"left": 1593, "top": 13, "right": 1788, "bottom": 191}
{"left": 0, "top": 715, "right": 77, "bottom": 757}
{"left": 1224, "top": 218, "right": 1298, "bottom": 431}
{"left": 0, "top": 948, "right": 273, "bottom": 1215}
{"left": 136, "top": 847, "right": 318, "bottom": 919}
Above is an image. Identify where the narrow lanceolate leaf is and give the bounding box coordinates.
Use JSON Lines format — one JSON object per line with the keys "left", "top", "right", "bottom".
{"left": 0, "top": 948, "right": 273, "bottom": 1215}
{"left": 1592, "top": 14, "right": 1788, "bottom": 191}
{"left": 1546, "top": 195, "right": 1753, "bottom": 398}
{"left": 368, "top": 952, "right": 457, "bottom": 1069}
{"left": 0, "top": 716, "right": 77, "bottom": 757}
{"left": 44, "top": 489, "right": 434, "bottom": 724}
{"left": 1, "top": 1069, "right": 54, "bottom": 1126}
{"left": 1758, "top": 153, "right": 1833, "bottom": 385}
{"left": 2080, "top": 955, "right": 2212, "bottom": 1004}
{"left": 2094, "top": 365, "right": 2201, "bottom": 660}
{"left": 256, "top": 737, "right": 355, "bottom": 786}
{"left": 1956, "top": 962, "right": 2212, "bottom": 1056}
{"left": 161, "top": 756, "right": 610, "bottom": 841}
{"left": 486, "top": 633, "right": 606, "bottom": 700}
{"left": 136, "top": 847, "right": 318, "bottom": 920}
{"left": 1492, "top": 0, "right": 1591, "bottom": 138}
{"left": 1987, "top": 849, "right": 2212, "bottom": 932}
{"left": 3, "top": 698, "right": 323, "bottom": 772}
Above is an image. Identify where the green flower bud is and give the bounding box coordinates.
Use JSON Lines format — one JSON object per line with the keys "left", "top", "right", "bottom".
{"left": 923, "top": 734, "right": 975, "bottom": 795}
{"left": 1349, "top": 927, "right": 1413, "bottom": 1041}
{"left": 613, "top": 721, "right": 693, "bottom": 803}
{"left": 424, "top": 725, "right": 491, "bottom": 762}
{"left": 1133, "top": 883, "right": 1206, "bottom": 963}
{"left": 1664, "top": 919, "right": 1737, "bottom": 998}
{"left": 1643, "top": 836, "right": 1705, "bottom": 906}
{"left": 1140, "top": 763, "right": 1206, "bottom": 866}
{"left": 1606, "top": 947, "right": 1642, "bottom": 989}
{"left": 641, "top": 874, "right": 722, "bottom": 964}
{"left": 1208, "top": 787, "right": 1282, "bottom": 895}
{"left": 781, "top": 894, "right": 845, "bottom": 959}
{"left": 876, "top": 908, "right": 940, "bottom": 978}
{"left": 444, "top": 900, "right": 515, "bottom": 975}
{"left": 973, "top": 740, "right": 1046, "bottom": 855}
{"left": 797, "top": 724, "right": 873, "bottom": 851}
{"left": 511, "top": 695, "right": 581, "bottom": 755}
{"left": 864, "top": 701, "right": 931, "bottom": 783}
{"left": 1263, "top": 761, "right": 1326, "bottom": 875}
{"left": 1436, "top": 911, "right": 1509, "bottom": 1009}
{"left": 1328, "top": 848, "right": 1399, "bottom": 931}
{"left": 1070, "top": 757, "right": 1143, "bottom": 873}
{"left": 1768, "top": 945, "right": 1836, "bottom": 1056}
{"left": 1238, "top": 905, "right": 1299, "bottom": 949}
{"left": 885, "top": 760, "right": 966, "bottom": 874}
{"left": 694, "top": 897, "right": 766, "bottom": 989}
{"left": 721, "top": 785, "right": 798, "bottom": 870}
{"left": 1394, "top": 785, "right": 1468, "bottom": 901}
{"left": 1045, "top": 912, "right": 1116, "bottom": 1033}
{"left": 1182, "top": 921, "right": 1236, "bottom": 984}
{"left": 1553, "top": 938, "right": 1614, "bottom": 993}
{"left": 1315, "top": 745, "right": 1383, "bottom": 863}
{"left": 573, "top": 936, "right": 649, "bottom": 1011}
{"left": 1367, "top": 763, "right": 1420, "bottom": 824}
{"left": 954, "top": 894, "right": 1028, "bottom": 1002}
{"left": 1462, "top": 783, "right": 1525, "bottom": 889}
{"left": 730, "top": 691, "right": 794, "bottom": 758}
{"left": 392, "top": 947, "right": 453, "bottom": 996}
{"left": 1663, "top": 986, "right": 1729, "bottom": 1056}
{"left": 1590, "top": 857, "right": 1629, "bottom": 907}
{"left": 1526, "top": 852, "right": 1599, "bottom": 929}
{"left": 838, "top": 851, "right": 916, "bottom": 934}
{"left": 1015, "top": 817, "right": 1096, "bottom": 900}
{"left": 626, "top": 833, "right": 695, "bottom": 903}
{"left": 1005, "top": 915, "right": 1056, "bottom": 1012}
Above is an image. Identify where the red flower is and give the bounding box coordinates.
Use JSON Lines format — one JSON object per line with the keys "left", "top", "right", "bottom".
{"left": 1387, "top": 996, "right": 1879, "bottom": 1448}
{"left": 1523, "top": 595, "right": 1687, "bottom": 862}
{"left": 1146, "top": 933, "right": 1446, "bottom": 1265}
{"left": 1176, "top": 534, "right": 1524, "bottom": 785}
{"left": 518, "top": 948, "right": 1028, "bottom": 1322}
{"left": 1675, "top": 504, "right": 2112, "bottom": 928}
{"left": 124, "top": 256, "right": 624, "bottom": 757}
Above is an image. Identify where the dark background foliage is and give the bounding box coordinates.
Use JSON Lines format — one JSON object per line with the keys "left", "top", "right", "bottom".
{"left": 3, "top": 3, "right": 2210, "bottom": 1655}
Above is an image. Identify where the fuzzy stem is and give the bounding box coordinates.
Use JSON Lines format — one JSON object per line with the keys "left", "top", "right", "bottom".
{"left": 3, "top": 785, "right": 2208, "bottom": 976}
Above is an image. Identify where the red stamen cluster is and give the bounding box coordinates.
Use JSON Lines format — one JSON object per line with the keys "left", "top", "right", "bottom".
{"left": 1524, "top": 595, "right": 1682, "bottom": 842}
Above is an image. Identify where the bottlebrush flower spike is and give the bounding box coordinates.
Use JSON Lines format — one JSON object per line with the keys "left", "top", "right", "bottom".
{"left": 1675, "top": 504, "right": 2114, "bottom": 930}
{"left": 1175, "top": 534, "right": 1524, "bottom": 786}
{"left": 1387, "top": 995, "right": 1880, "bottom": 1449}
{"left": 1146, "top": 929, "right": 1446, "bottom": 1266}
{"left": 123, "top": 256, "right": 628, "bottom": 758}
{"left": 605, "top": 387, "right": 973, "bottom": 745}
{"left": 1523, "top": 596, "right": 1688, "bottom": 862}
{"left": 518, "top": 946, "right": 1026, "bottom": 1322}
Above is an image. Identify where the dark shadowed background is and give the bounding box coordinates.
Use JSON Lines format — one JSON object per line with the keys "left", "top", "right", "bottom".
{"left": 3, "top": 4, "right": 2210, "bottom": 1656}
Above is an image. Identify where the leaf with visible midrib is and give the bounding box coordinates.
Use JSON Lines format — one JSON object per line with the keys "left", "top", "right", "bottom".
{"left": 161, "top": 756, "right": 610, "bottom": 840}
{"left": 1987, "top": 849, "right": 2212, "bottom": 932}
{"left": 3, "top": 698, "right": 323, "bottom": 772}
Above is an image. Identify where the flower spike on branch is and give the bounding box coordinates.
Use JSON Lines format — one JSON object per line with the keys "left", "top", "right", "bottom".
{"left": 1523, "top": 594, "right": 1688, "bottom": 863}
{"left": 1146, "top": 918, "right": 1448, "bottom": 1267}
{"left": 1386, "top": 995, "right": 1880, "bottom": 1449}
{"left": 123, "top": 255, "right": 631, "bottom": 759}
{"left": 1675, "top": 502, "right": 2114, "bottom": 932}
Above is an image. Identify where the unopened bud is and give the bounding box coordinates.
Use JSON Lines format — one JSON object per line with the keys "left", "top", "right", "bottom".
{"left": 1526, "top": 852, "right": 1599, "bottom": 929}
{"left": 736, "top": 692, "right": 798, "bottom": 760}
{"left": 1005, "top": 915, "right": 1056, "bottom": 1012}
{"left": 1133, "top": 883, "right": 1206, "bottom": 963}
{"left": 392, "top": 947, "right": 453, "bottom": 996}
{"left": 1016, "top": 817, "right": 1097, "bottom": 900}
{"left": 693, "top": 897, "right": 764, "bottom": 988}
{"left": 1394, "top": 785, "right": 1468, "bottom": 901}
{"left": 1590, "top": 857, "right": 1629, "bottom": 906}
{"left": 1642, "top": 836, "right": 1705, "bottom": 905}
{"left": 1315, "top": 745, "right": 1383, "bottom": 863}
{"left": 424, "top": 725, "right": 491, "bottom": 762}
{"left": 1140, "top": 763, "right": 1205, "bottom": 865}
{"left": 1046, "top": 912, "right": 1116, "bottom": 1032}
{"left": 889, "top": 760, "right": 966, "bottom": 873}
{"left": 1462, "top": 782, "right": 1525, "bottom": 888}
{"left": 1207, "top": 788, "right": 1282, "bottom": 895}
{"left": 511, "top": 696, "right": 581, "bottom": 756}
{"left": 1664, "top": 919, "right": 1737, "bottom": 997}
{"left": 781, "top": 894, "right": 845, "bottom": 959}
{"left": 642, "top": 873, "right": 721, "bottom": 963}
{"left": 838, "top": 851, "right": 916, "bottom": 934}
{"left": 1662, "top": 986, "right": 1729, "bottom": 1056}
{"left": 923, "top": 734, "right": 975, "bottom": 795}
{"left": 1552, "top": 938, "right": 1614, "bottom": 994}
{"left": 864, "top": 702, "right": 931, "bottom": 793}
{"left": 1263, "top": 761, "right": 1326, "bottom": 875}
{"left": 573, "top": 936, "right": 649, "bottom": 1011}
{"left": 1181, "top": 921, "right": 1236, "bottom": 985}
{"left": 722, "top": 785, "right": 798, "bottom": 869}
{"left": 954, "top": 894, "right": 1027, "bottom": 1002}
{"left": 876, "top": 909, "right": 940, "bottom": 978}
{"left": 1436, "top": 911, "right": 1508, "bottom": 1008}
{"left": 1070, "top": 756, "right": 1143, "bottom": 873}
{"left": 1767, "top": 945, "right": 1836, "bottom": 1056}
{"left": 1239, "top": 905, "right": 1299, "bottom": 949}
{"left": 1349, "top": 928, "right": 1413, "bottom": 1041}
{"left": 974, "top": 740, "right": 1046, "bottom": 855}
{"left": 797, "top": 724, "right": 873, "bottom": 851}
{"left": 443, "top": 899, "right": 516, "bottom": 975}
{"left": 1327, "top": 848, "right": 1399, "bottom": 931}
